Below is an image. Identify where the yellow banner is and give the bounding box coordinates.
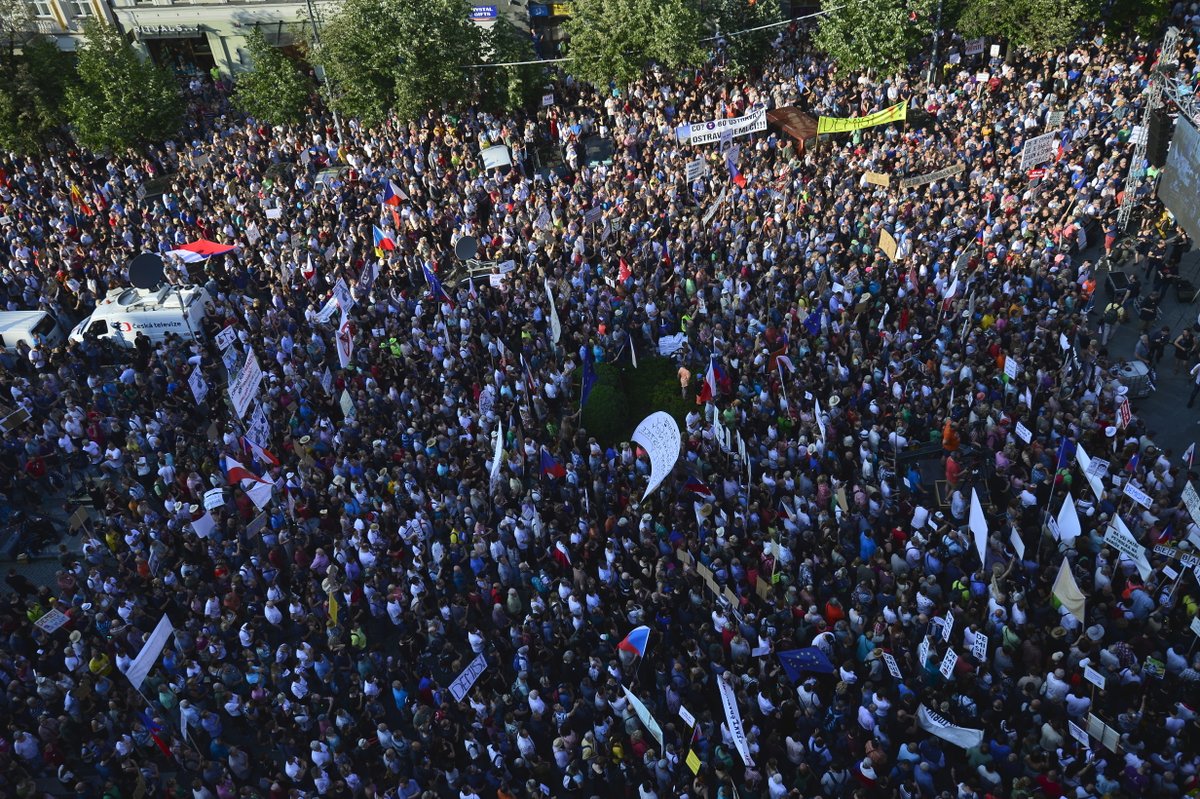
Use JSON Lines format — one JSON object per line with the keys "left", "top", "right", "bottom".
{"left": 817, "top": 102, "right": 908, "bottom": 135}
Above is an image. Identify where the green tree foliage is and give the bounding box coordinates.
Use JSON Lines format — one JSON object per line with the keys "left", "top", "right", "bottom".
{"left": 955, "top": 0, "right": 1087, "bottom": 54}
{"left": 233, "top": 29, "right": 313, "bottom": 126}
{"left": 564, "top": 0, "right": 705, "bottom": 88}
{"left": 1102, "top": 0, "right": 1169, "bottom": 41}
{"left": 318, "top": 0, "right": 482, "bottom": 125}
{"left": 479, "top": 17, "right": 544, "bottom": 113}
{"left": 710, "top": 0, "right": 783, "bottom": 74}
{"left": 0, "top": 37, "right": 71, "bottom": 153}
{"left": 65, "top": 21, "right": 183, "bottom": 152}
{"left": 814, "top": 0, "right": 934, "bottom": 78}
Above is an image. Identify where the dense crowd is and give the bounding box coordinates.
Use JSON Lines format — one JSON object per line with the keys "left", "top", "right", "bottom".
{"left": 3, "top": 10, "right": 1200, "bottom": 799}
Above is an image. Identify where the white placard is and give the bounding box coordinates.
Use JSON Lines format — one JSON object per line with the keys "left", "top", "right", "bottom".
{"left": 227, "top": 351, "right": 263, "bottom": 420}
{"left": 703, "top": 186, "right": 728, "bottom": 225}
{"left": 34, "top": 609, "right": 71, "bottom": 634}
{"left": 883, "top": 652, "right": 902, "bottom": 679}
{"left": 1015, "top": 421, "right": 1032, "bottom": 443}
{"left": 1020, "top": 131, "right": 1057, "bottom": 171}
{"left": 1163, "top": 564, "right": 1179, "bottom": 580}
{"left": 632, "top": 411, "right": 682, "bottom": 501}
{"left": 679, "top": 703, "right": 696, "bottom": 727}
{"left": 333, "top": 277, "right": 355, "bottom": 313}
{"left": 1047, "top": 110, "right": 1066, "bottom": 128}
{"left": 541, "top": 93, "right": 554, "bottom": 107}
{"left": 971, "top": 632, "right": 988, "bottom": 662}
{"left": 1123, "top": 480, "right": 1152, "bottom": 509}
{"left": 320, "top": 366, "right": 334, "bottom": 396}
{"left": 1010, "top": 527, "right": 1026, "bottom": 560}
{"left": 939, "top": 649, "right": 958, "bottom": 680}
{"left": 1182, "top": 481, "right": 1200, "bottom": 528}
{"left": 1084, "top": 665, "right": 1106, "bottom": 690}
{"left": 1003, "top": 357, "right": 1020, "bottom": 381}
{"left": 918, "top": 638, "right": 930, "bottom": 667}
{"left": 449, "top": 652, "right": 488, "bottom": 702}
{"left": 215, "top": 325, "right": 237, "bottom": 351}
{"left": 942, "top": 610, "right": 955, "bottom": 642}
{"left": 686, "top": 158, "right": 706, "bottom": 182}
{"left": 203, "top": 487, "right": 225, "bottom": 511}
{"left": 124, "top": 614, "right": 175, "bottom": 689}
{"left": 965, "top": 37, "right": 985, "bottom": 55}
{"left": 1104, "top": 518, "right": 1152, "bottom": 580}
{"left": 990, "top": 44, "right": 1001, "bottom": 57}
{"left": 497, "top": 259, "right": 517, "bottom": 274}
{"left": 480, "top": 144, "right": 512, "bottom": 170}
{"left": 316, "top": 296, "right": 339, "bottom": 324}
{"left": 1068, "top": 720, "right": 1090, "bottom": 748}
{"left": 1190, "top": 616, "right": 1200, "bottom": 637}
{"left": 189, "top": 512, "right": 216, "bottom": 539}
{"left": 685, "top": 110, "right": 768, "bottom": 146}
{"left": 265, "top": 207, "right": 283, "bottom": 220}
{"left": 188, "top": 368, "right": 208, "bottom": 404}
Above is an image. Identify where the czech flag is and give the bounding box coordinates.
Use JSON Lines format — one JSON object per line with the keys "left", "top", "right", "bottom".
{"left": 372, "top": 226, "right": 395, "bottom": 256}
{"left": 224, "top": 455, "right": 271, "bottom": 486}
{"left": 540, "top": 446, "right": 566, "bottom": 479}
{"left": 696, "top": 356, "right": 730, "bottom": 405}
{"left": 726, "top": 147, "right": 747, "bottom": 188}
{"left": 382, "top": 179, "right": 407, "bottom": 206}
{"left": 167, "top": 239, "right": 238, "bottom": 263}
{"left": 617, "top": 625, "right": 650, "bottom": 657}
{"left": 243, "top": 436, "right": 280, "bottom": 468}
{"left": 682, "top": 475, "right": 716, "bottom": 501}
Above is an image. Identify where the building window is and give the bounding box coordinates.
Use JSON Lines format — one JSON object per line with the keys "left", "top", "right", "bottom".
{"left": 69, "top": 0, "right": 92, "bottom": 16}
{"left": 31, "top": 0, "right": 54, "bottom": 18}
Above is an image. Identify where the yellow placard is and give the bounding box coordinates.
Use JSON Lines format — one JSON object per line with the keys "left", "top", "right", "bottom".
{"left": 549, "top": 2, "right": 571, "bottom": 15}
{"left": 686, "top": 749, "right": 701, "bottom": 774}
{"left": 878, "top": 229, "right": 899, "bottom": 261}
{"left": 865, "top": 171, "right": 891, "bottom": 187}
{"left": 818, "top": 101, "right": 907, "bottom": 135}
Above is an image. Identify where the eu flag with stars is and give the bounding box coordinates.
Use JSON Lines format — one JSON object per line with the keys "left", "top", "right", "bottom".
{"left": 778, "top": 647, "right": 835, "bottom": 683}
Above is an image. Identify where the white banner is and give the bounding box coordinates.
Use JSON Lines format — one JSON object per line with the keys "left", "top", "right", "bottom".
{"left": 1056, "top": 493, "right": 1081, "bottom": 546}
{"left": 622, "top": 685, "right": 664, "bottom": 749}
{"left": 333, "top": 277, "right": 355, "bottom": 313}
{"left": 449, "top": 652, "right": 488, "bottom": 702}
{"left": 189, "top": 368, "right": 208, "bottom": 405}
{"left": 969, "top": 488, "right": 988, "bottom": 564}
{"left": 227, "top": 350, "right": 263, "bottom": 420}
{"left": 1020, "top": 131, "right": 1057, "bottom": 170}
{"left": 716, "top": 674, "right": 754, "bottom": 766}
{"left": 125, "top": 615, "right": 175, "bottom": 689}
{"left": 1104, "top": 517, "right": 1152, "bottom": 580}
{"left": 632, "top": 411, "right": 681, "bottom": 501}
{"left": 490, "top": 418, "right": 504, "bottom": 484}
{"left": 544, "top": 279, "right": 561, "bottom": 345}
{"left": 203, "top": 487, "right": 225, "bottom": 511}
{"left": 684, "top": 109, "right": 767, "bottom": 146}
{"left": 918, "top": 704, "right": 984, "bottom": 749}
{"left": 336, "top": 310, "right": 354, "bottom": 370}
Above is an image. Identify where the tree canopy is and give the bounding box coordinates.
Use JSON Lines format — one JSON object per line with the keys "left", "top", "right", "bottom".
{"left": 0, "top": 37, "right": 71, "bottom": 153}
{"left": 710, "top": 0, "right": 783, "bottom": 75}
{"left": 233, "top": 28, "right": 314, "bottom": 126}
{"left": 65, "top": 21, "right": 183, "bottom": 152}
{"left": 814, "top": 0, "right": 934, "bottom": 78}
{"left": 318, "top": 0, "right": 482, "bottom": 125}
{"left": 564, "top": 0, "right": 705, "bottom": 88}
{"left": 954, "top": 0, "right": 1088, "bottom": 54}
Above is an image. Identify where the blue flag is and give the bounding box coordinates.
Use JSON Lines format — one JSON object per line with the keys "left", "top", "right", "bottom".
{"left": 581, "top": 348, "right": 598, "bottom": 407}
{"left": 777, "top": 647, "right": 835, "bottom": 682}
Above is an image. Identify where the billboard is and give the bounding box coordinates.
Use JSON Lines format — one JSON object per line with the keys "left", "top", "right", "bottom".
{"left": 1159, "top": 116, "right": 1200, "bottom": 245}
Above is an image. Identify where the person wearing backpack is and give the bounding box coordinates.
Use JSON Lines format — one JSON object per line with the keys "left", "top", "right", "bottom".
{"left": 1099, "top": 300, "right": 1122, "bottom": 346}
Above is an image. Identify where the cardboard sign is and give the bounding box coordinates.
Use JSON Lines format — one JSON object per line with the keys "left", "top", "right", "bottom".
{"left": 1068, "top": 720, "right": 1090, "bottom": 748}
{"left": 971, "top": 632, "right": 988, "bottom": 662}
{"left": 1084, "top": 665, "right": 1106, "bottom": 690}
{"left": 449, "top": 652, "right": 488, "bottom": 701}
{"left": 68, "top": 507, "right": 90, "bottom": 532}
{"left": 34, "top": 609, "right": 71, "bottom": 634}
{"left": 215, "top": 325, "right": 237, "bottom": 351}
{"left": 1182, "top": 481, "right": 1200, "bottom": 528}
{"left": 939, "top": 649, "right": 958, "bottom": 680}
{"left": 879, "top": 228, "right": 899, "bottom": 260}
{"left": 1015, "top": 421, "right": 1032, "bottom": 443}
{"left": 1123, "top": 480, "right": 1152, "bottom": 509}
{"left": 865, "top": 171, "right": 891, "bottom": 187}
{"left": 203, "top": 487, "right": 225, "bottom": 511}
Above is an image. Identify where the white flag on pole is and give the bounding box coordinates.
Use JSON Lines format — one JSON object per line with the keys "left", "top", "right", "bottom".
{"left": 918, "top": 704, "right": 984, "bottom": 749}
{"left": 717, "top": 673, "right": 754, "bottom": 766}
{"left": 969, "top": 488, "right": 988, "bottom": 565}
{"left": 621, "top": 686, "right": 664, "bottom": 749}
{"left": 490, "top": 418, "right": 504, "bottom": 484}
{"left": 124, "top": 615, "right": 175, "bottom": 689}
{"left": 544, "top": 279, "right": 561, "bottom": 345}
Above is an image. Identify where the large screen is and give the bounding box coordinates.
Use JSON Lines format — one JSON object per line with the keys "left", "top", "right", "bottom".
{"left": 1158, "top": 116, "right": 1200, "bottom": 244}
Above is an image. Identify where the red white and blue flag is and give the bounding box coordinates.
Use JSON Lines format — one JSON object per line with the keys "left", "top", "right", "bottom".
{"left": 617, "top": 625, "right": 650, "bottom": 657}
{"left": 540, "top": 446, "right": 566, "bottom": 479}
{"left": 382, "top": 180, "right": 407, "bottom": 206}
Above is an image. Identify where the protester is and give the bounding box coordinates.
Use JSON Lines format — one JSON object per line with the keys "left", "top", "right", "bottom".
{"left": 2, "top": 9, "right": 1200, "bottom": 799}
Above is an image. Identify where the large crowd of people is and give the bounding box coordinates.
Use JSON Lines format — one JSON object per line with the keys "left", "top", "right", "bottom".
{"left": 2, "top": 9, "right": 1200, "bottom": 799}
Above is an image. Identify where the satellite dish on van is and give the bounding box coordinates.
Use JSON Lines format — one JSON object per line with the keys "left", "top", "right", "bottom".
{"left": 128, "top": 253, "right": 165, "bottom": 290}
{"left": 454, "top": 236, "right": 479, "bottom": 262}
